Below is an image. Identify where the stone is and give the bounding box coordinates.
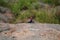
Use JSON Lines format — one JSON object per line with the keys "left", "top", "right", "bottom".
{"left": 0, "top": 23, "right": 60, "bottom": 40}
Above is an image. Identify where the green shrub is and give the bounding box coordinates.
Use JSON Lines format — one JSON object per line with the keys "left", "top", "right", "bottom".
{"left": 42, "top": 0, "right": 60, "bottom": 6}
{"left": 0, "top": 0, "right": 60, "bottom": 24}
{"left": 13, "top": 9, "right": 59, "bottom": 24}
{"left": 54, "top": 6, "right": 60, "bottom": 23}
{"left": 10, "top": 0, "right": 38, "bottom": 14}
{"left": 0, "top": 0, "right": 7, "bottom": 6}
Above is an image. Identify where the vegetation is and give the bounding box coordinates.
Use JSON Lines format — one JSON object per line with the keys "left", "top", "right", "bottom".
{"left": 0, "top": 0, "right": 60, "bottom": 24}
{"left": 42, "top": 0, "right": 60, "bottom": 6}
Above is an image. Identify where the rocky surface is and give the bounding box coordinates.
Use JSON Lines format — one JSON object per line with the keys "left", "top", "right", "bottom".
{"left": 0, "top": 23, "right": 60, "bottom": 40}
{"left": 0, "top": 7, "right": 14, "bottom": 23}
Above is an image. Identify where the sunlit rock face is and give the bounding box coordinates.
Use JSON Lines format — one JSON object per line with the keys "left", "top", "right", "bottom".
{"left": 0, "top": 23, "right": 60, "bottom": 40}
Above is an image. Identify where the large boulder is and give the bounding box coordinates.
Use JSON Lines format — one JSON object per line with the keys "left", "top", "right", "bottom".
{"left": 0, "top": 23, "right": 60, "bottom": 40}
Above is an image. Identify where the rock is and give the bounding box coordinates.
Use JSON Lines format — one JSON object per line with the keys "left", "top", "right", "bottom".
{"left": 0, "top": 6, "right": 10, "bottom": 13}
{"left": 0, "top": 23, "right": 60, "bottom": 40}
{"left": 0, "top": 24, "right": 10, "bottom": 32}
{"left": 0, "top": 7, "right": 14, "bottom": 23}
